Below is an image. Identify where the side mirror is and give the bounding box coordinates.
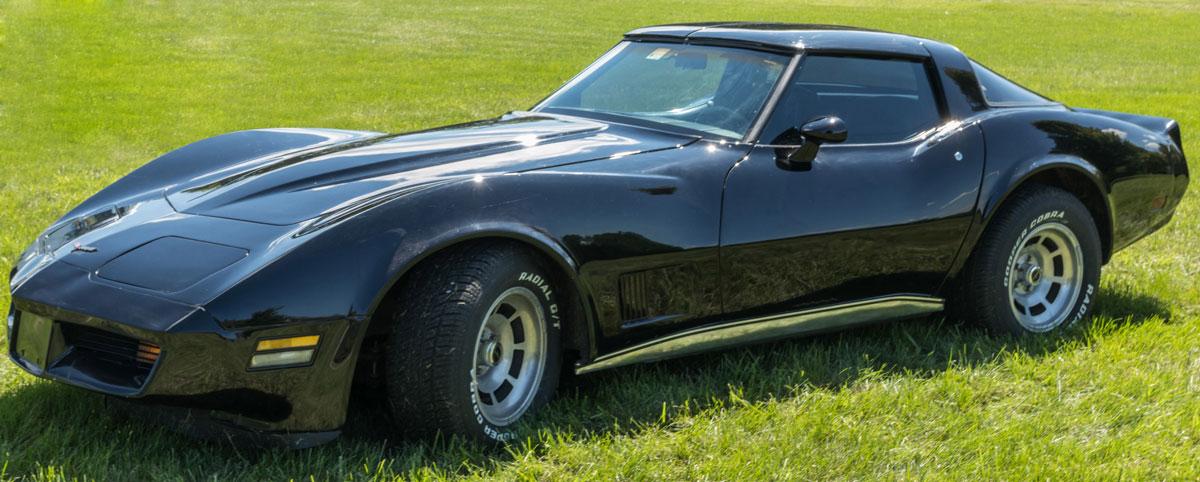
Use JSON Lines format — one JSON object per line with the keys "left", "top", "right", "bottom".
{"left": 773, "top": 116, "right": 848, "bottom": 171}
{"left": 800, "top": 116, "right": 848, "bottom": 143}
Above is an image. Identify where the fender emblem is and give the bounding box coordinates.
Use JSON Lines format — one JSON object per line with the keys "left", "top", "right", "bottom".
{"left": 72, "top": 243, "right": 98, "bottom": 253}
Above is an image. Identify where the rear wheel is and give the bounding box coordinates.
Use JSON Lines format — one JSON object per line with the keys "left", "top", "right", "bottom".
{"left": 384, "top": 242, "right": 562, "bottom": 443}
{"left": 951, "top": 184, "right": 1102, "bottom": 334}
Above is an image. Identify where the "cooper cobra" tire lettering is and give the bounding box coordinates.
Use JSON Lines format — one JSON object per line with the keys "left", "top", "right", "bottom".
{"left": 1029, "top": 210, "right": 1064, "bottom": 229}
{"left": 1004, "top": 210, "right": 1067, "bottom": 288}
{"left": 1004, "top": 226, "right": 1028, "bottom": 288}
{"left": 470, "top": 377, "right": 514, "bottom": 441}
{"left": 470, "top": 378, "right": 484, "bottom": 424}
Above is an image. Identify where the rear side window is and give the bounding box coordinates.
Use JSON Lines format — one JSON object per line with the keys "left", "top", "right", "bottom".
{"left": 970, "top": 60, "right": 1053, "bottom": 105}
{"left": 761, "top": 55, "right": 943, "bottom": 144}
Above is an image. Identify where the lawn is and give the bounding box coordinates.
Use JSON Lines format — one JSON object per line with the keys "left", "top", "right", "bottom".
{"left": 1, "top": 0, "right": 1198, "bottom": 480}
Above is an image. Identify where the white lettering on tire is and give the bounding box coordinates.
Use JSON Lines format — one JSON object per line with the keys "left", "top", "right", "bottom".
{"left": 1004, "top": 226, "right": 1028, "bottom": 288}
{"left": 469, "top": 375, "right": 515, "bottom": 441}
{"left": 1029, "top": 210, "right": 1064, "bottom": 230}
{"left": 1004, "top": 210, "right": 1066, "bottom": 288}
{"left": 465, "top": 270, "right": 562, "bottom": 442}
{"left": 1073, "top": 283, "right": 1095, "bottom": 324}
{"left": 519, "top": 271, "right": 560, "bottom": 329}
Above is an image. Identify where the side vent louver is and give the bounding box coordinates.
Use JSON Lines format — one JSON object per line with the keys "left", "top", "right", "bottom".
{"left": 618, "top": 271, "right": 650, "bottom": 321}
{"left": 617, "top": 265, "right": 696, "bottom": 329}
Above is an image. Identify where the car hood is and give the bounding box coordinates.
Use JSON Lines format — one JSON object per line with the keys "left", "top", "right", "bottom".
{"left": 164, "top": 113, "right": 696, "bottom": 225}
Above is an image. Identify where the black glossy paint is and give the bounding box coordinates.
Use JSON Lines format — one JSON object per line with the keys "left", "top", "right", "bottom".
{"left": 626, "top": 22, "right": 929, "bottom": 57}
{"left": 7, "top": 23, "right": 1187, "bottom": 447}
{"left": 721, "top": 122, "right": 986, "bottom": 318}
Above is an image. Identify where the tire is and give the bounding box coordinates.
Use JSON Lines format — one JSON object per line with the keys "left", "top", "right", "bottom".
{"left": 384, "top": 242, "right": 562, "bottom": 443}
{"left": 950, "top": 184, "right": 1102, "bottom": 335}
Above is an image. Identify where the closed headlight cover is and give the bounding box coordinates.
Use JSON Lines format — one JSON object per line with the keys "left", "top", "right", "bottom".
{"left": 97, "top": 236, "right": 248, "bottom": 292}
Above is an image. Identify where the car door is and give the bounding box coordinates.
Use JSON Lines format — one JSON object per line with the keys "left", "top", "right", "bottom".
{"left": 720, "top": 53, "right": 986, "bottom": 318}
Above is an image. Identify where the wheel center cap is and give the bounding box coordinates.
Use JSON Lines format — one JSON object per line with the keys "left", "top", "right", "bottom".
{"left": 1013, "top": 257, "right": 1044, "bottom": 292}
{"left": 484, "top": 341, "right": 503, "bottom": 365}
{"left": 1027, "top": 264, "right": 1042, "bottom": 287}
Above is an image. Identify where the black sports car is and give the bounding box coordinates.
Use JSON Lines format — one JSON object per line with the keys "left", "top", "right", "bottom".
{"left": 7, "top": 23, "right": 1188, "bottom": 448}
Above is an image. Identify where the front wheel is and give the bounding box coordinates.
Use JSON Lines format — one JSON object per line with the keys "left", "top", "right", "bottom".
{"left": 951, "top": 184, "right": 1102, "bottom": 334}
{"left": 384, "top": 243, "right": 562, "bottom": 443}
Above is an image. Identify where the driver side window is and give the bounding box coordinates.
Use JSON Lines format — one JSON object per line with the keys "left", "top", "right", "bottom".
{"left": 760, "top": 55, "right": 943, "bottom": 144}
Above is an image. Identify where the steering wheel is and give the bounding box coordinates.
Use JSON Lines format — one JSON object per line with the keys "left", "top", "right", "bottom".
{"left": 694, "top": 104, "right": 752, "bottom": 131}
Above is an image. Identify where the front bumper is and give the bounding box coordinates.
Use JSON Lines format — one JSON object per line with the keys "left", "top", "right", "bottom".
{"left": 8, "top": 261, "right": 364, "bottom": 446}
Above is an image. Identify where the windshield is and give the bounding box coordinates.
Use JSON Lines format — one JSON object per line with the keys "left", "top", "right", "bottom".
{"left": 537, "top": 42, "right": 790, "bottom": 139}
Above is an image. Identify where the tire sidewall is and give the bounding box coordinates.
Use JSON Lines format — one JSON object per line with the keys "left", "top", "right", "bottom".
{"left": 990, "top": 194, "right": 1102, "bottom": 333}
{"left": 456, "top": 257, "right": 562, "bottom": 443}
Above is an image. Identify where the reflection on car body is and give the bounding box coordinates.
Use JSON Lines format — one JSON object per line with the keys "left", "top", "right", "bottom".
{"left": 7, "top": 22, "right": 1187, "bottom": 447}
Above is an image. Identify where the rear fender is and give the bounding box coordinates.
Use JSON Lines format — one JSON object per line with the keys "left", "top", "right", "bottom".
{"left": 943, "top": 108, "right": 1180, "bottom": 285}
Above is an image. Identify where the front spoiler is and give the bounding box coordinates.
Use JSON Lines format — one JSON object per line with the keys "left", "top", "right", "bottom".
{"left": 109, "top": 397, "right": 341, "bottom": 450}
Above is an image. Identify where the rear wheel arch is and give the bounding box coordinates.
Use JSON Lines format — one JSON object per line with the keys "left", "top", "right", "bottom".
{"left": 985, "top": 160, "right": 1114, "bottom": 264}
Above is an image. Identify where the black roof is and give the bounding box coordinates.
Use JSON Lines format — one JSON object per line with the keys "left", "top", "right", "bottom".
{"left": 624, "top": 23, "right": 935, "bottom": 57}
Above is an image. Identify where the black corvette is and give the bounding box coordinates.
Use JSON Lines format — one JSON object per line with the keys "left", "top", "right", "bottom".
{"left": 7, "top": 23, "right": 1188, "bottom": 447}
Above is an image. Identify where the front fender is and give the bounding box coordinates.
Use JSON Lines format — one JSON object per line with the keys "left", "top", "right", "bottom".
{"left": 201, "top": 139, "right": 736, "bottom": 363}
{"left": 198, "top": 177, "right": 601, "bottom": 360}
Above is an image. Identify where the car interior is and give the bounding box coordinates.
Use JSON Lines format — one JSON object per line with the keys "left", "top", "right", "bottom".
{"left": 761, "top": 55, "right": 943, "bottom": 144}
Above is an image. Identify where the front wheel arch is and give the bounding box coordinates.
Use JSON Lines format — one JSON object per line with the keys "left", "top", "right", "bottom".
{"left": 362, "top": 232, "right": 594, "bottom": 376}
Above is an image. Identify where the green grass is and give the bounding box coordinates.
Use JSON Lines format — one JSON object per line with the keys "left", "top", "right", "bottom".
{"left": 2, "top": 0, "right": 1198, "bottom": 480}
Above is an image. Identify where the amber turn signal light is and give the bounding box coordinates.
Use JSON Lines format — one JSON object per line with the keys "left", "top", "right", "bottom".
{"left": 1150, "top": 196, "right": 1167, "bottom": 211}
{"left": 255, "top": 335, "right": 319, "bottom": 352}
{"left": 250, "top": 335, "right": 320, "bottom": 369}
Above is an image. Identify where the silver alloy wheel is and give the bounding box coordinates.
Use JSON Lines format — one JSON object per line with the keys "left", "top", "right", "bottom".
{"left": 1007, "top": 221, "right": 1084, "bottom": 332}
{"left": 472, "top": 286, "right": 548, "bottom": 426}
